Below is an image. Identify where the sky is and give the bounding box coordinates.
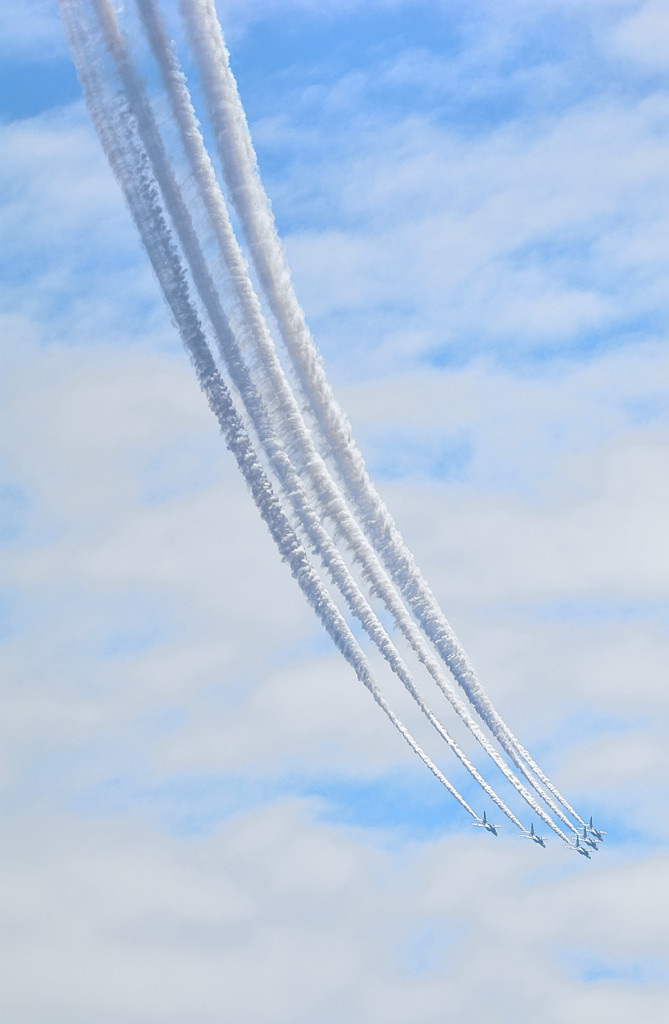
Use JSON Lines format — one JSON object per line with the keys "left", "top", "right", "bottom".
{"left": 1, "top": 0, "right": 669, "bottom": 1020}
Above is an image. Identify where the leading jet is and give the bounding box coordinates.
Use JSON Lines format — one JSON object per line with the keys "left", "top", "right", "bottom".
{"left": 472, "top": 812, "right": 502, "bottom": 836}
{"left": 519, "top": 823, "right": 548, "bottom": 847}
{"left": 573, "top": 836, "right": 591, "bottom": 859}
{"left": 585, "top": 816, "right": 606, "bottom": 842}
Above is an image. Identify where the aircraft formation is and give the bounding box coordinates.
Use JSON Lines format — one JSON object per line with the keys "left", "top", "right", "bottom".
{"left": 59, "top": 0, "right": 603, "bottom": 860}
{"left": 472, "top": 814, "right": 605, "bottom": 856}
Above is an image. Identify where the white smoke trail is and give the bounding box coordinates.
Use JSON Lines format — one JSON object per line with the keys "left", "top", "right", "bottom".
{"left": 128, "top": 0, "right": 585, "bottom": 838}
{"left": 63, "top": 0, "right": 579, "bottom": 843}
{"left": 59, "top": 0, "right": 481, "bottom": 824}
{"left": 88, "top": 0, "right": 543, "bottom": 832}
{"left": 129, "top": 0, "right": 580, "bottom": 841}
{"left": 181, "top": 0, "right": 584, "bottom": 828}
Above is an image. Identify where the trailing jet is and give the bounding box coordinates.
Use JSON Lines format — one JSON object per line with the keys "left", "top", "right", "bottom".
{"left": 519, "top": 823, "right": 547, "bottom": 847}
{"left": 574, "top": 836, "right": 591, "bottom": 859}
{"left": 585, "top": 816, "right": 606, "bottom": 842}
{"left": 472, "top": 811, "right": 502, "bottom": 836}
{"left": 579, "top": 825, "right": 599, "bottom": 852}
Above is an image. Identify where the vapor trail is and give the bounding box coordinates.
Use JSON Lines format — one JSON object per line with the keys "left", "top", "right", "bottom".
{"left": 130, "top": 0, "right": 581, "bottom": 838}
{"left": 86, "top": 0, "right": 541, "bottom": 831}
{"left": 134, "top": 0, "right": 576, "bottom": 840}
{"left": 181, "top": 0, "right": 583, "bottom": 828}
{"left": 59, "top": 0, "right": 480, "bottom": 823}
{"left": 62, "top": 0, "right": 583, "bottom": 843}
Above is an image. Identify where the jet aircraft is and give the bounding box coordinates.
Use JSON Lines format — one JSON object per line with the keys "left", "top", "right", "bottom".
{"left": 585, "top": 816, "right": 606, "bottom": 842}
{"left": 472, "top": 811, "right": 502, "bottom": 836}
{"left": 579, "top": 825, "right": 599, "bottom": 851}
{"left": 574, "top": 836, "right": 591, "bottom": 859}
{"left": 519, "top": 823, "right": 548, "bottom": 847}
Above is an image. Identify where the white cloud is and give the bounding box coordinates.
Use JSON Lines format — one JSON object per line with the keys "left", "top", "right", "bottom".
{"left": 276, "top": 91, "right": 669, "bottom": 373}
{"left": 2, "top": 3, "right": 669, "bottom": 1019}
{"left": 613, "top": 0, "right": 669, "bottom": 69}
{"left": 0, "top": 0, "right": 65, "bottom": 60}
{"left": 215, "top": 0, "right": 423, "bottom": 40}
{"left": 1, "top": 810, "right": 667, "bottom": 1023}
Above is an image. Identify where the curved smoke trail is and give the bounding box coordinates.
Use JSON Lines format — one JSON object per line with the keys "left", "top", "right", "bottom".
{"left": 90, "top": 0, "right": 541, "bottom": 832}
{"left": 60, "top": 0, "right": 587, "bottom": 846}
{"left": 133, "top": 0, "right": 575, "bottom": 841}
{"left": 59, "top": 0, "right": 480, "bottom": 824}
{"left": 179, "top": 0, "right": 583, "bottom": 828}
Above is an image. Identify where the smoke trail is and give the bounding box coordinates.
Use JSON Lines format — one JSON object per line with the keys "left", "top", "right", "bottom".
{"left": 87, "top": 0, "right": 542, "bottom": 832}
{"left": 59, "top": 0, "right": 480, "bottom": 824}
{"left": 129, "top": 0, "right": 579, "bottom": 841}
{"left": 128, "top": 0, "right": 585, "bottom": 838}
{"left": 181, "top": 0, "right": 584, "bottom": 828}
{"left": 63, "top": 0, "right": 580, "bottom": 843}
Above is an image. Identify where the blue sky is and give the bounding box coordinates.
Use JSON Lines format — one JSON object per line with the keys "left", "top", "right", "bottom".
{"left": 1, "top": 0, "right": 669, "bottom": 1021}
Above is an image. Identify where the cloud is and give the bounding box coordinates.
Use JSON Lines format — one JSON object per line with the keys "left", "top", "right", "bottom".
{"left": 216, "top": 0, "right": 425, "bottom": 40}
{"left": 0, "top": 0, "right": 66, "bottom": 60}
{"left": 274, "top": 91, "right": 669, "bottom": 374}
{"left": 613, "top": 0, "right": 669, "bottom": 69}
{"left": 2, "top": 3, "right": 669, "bottom": 1019}
{"left": 1, "top": 808, "right": 668, "bottom": 1023}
